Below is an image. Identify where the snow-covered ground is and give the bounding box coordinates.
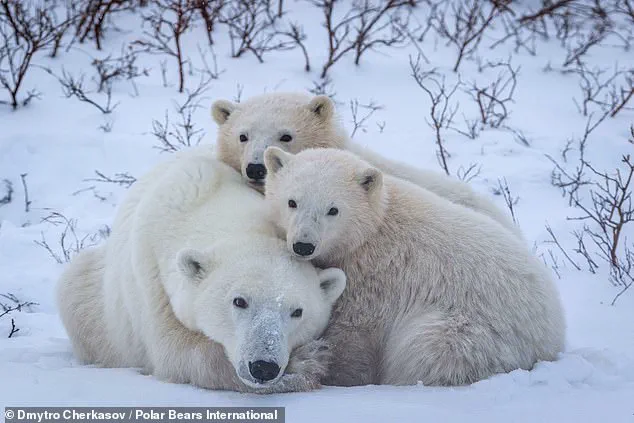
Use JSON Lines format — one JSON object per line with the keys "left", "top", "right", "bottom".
{"left": 1, "top": 2, "right": 633, "bottom": 422}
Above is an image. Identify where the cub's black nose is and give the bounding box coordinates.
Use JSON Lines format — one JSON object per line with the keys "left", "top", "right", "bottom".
{"left": 249, "top": 360, "right": 280, "bottom": 382}
{"left": 246, "top": 163, "right": 267, "bottom": 180}
{"left": 293, "top": 242, "right": 315, "bottom": 256}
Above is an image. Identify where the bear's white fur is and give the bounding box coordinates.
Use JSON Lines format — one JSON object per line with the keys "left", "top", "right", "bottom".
{"left": 56, "top": 146, "right": 346, "bottom": 393}
{"left": 212, "top": 92, "right": 521, "bottom": 238}
{"left": 264, "top": 147, "right": 566, "bottom": 386}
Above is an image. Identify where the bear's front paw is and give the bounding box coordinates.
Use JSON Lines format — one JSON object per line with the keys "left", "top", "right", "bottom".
{"left": 286, "top": 338, "right": 332, "bottom": 383}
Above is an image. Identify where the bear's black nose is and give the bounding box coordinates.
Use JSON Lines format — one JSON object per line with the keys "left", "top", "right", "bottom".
{"left": 249, "top": 360, "right": 280, "bottom": 382}
{"left": 293, "top": 242, "right": 315, "bottom": 256}
{"left": 246, "top": 163, "right": 267, "bottom": 180}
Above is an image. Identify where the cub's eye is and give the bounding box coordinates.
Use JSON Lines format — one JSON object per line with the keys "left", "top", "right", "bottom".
{"left": 288, "top": 199, "right": 297, "bottom": 208}
{"left": 233, "top": 297, "right": 248, "bottom": 309}
{"left": 239, "top": 134, "right": 248, "bottom": 143}
{"left": 327, "top": 207, "right": 339, "bottom": 216}
{"left": 291, "top": 308, "right": 303, "bottom": 318}
{"left": 279, "top": 134, "right": 293, "bottom": 142}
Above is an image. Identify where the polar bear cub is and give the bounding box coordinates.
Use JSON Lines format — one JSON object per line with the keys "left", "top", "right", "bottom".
{"left": 57, "top": 146, "right": 346, "bottom": 393}
{"left": 211, "top": 92, "right": 521, "bottom": 238}
{"left": 264, "top": 147, "right": 565, "bottom": 387}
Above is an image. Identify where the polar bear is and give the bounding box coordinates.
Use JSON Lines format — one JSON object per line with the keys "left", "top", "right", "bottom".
{"left": 211, "top": 92, "right": 521, "bottom": 238}
{"left": 263, "top": 147, "right": 565, "bottom": 387}
{"left": 56, "top": 146, "right": 346, "bottom": 393}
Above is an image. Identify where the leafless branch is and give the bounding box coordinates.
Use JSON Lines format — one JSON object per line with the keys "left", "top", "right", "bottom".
{"left": 467, "top": 57, "right": 519, "bottom": 129}
{"left": 74, "top": 0, "right": 136, "bottom": 50}
{"left": 0, "top": 0, "right": 71, "bottom": 109}
{"left": 54, "top": 68, "right": 119, "bottom": 114}
{"left": 151, "top": 74, "right": 210, "bottom": 152}
{"left": 430, "top": 0, "right": 511, "bottom": 72}
{"left": 410, "top": 54, "right": 461, "bottom": 175}
{"left": 495, "top": 177, "right": 519, "bottom": 225}
{"left": 194, "top": 0, "right": 224, "bottom": 45}
{"left": 456, "top": 162, "right": 481, "bottom": 182}
{"left": 91, "top": 46, "right": 149, "bottom": 94}
{"left": 349, "top": 99, "right": 382, "bottom": 138}
{"left": 219, "top": 0, "right": 292, "bottom": 63}
{"left": 19, "top": 172, "right": 30, "bottom": 213}
{"left": 133, "top": 0, "right": 197, "bottom": 93}
{"left": 0, "top": 292, "right": 37, "bottom": 338}
{"left": 34, "top": 212, "right": 109, "bottom": 264}
{"left": 85, "top": 170, "right": 136, "bottom": 188}
{"left": 310, "top": 0, "right": 415, "bottom": 78}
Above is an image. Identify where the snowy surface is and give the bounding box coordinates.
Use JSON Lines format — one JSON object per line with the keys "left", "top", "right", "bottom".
{"left": 1, "top": 3, "right": 634, "bottom": 422}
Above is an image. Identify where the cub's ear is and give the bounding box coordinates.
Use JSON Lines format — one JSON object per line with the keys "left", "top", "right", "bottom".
{"left": 264, "top": 146, "right": 293, "bottom": 175}
{"left": 357, "top": 167, "right": 383, "bottom": 195}
{"left": 307, "top": 95, "right": 334, "bottom": 121}
{"left": 176, "top": 248, "right": 216, "bottom": 283}
{"left": 211, "top": 99, "right": 238, "bottom": 125}
{"left": 318, "top": 268, "right": 347, "bottom": 305}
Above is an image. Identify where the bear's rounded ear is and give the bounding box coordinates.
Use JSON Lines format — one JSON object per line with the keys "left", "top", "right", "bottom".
{"left": 176, "top": 248, "right": 215, "bottom": 283}
{"left": 357, "top": 167, "right": 383, "bottom": 195}
{"left": 211, "top": 99, "right": 237, "bottom": 125}
{"left": 264, "top": 146, "right": 293, "bottom": 175}
{"left": 318, "top": 268, "right": 347, "bottom": 305}
{"left": 307, "top": 95, "right": 334, "bottom": 121}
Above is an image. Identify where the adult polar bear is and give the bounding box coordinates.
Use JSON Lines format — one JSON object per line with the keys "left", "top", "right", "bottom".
{"left": 57, "top": 146, "right": 347, "bottom": 393}
{"left": 211, "top": 92, "right": 521, "bottom": 238}
{"left": 264, "top": 147, "right": 565, "bottom": 387}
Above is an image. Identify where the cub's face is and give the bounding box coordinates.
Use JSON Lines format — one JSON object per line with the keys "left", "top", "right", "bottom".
{"left": 171, "top": 246, "right": 346, "bottom": 389}
{"left": 264, "top": 147, "right": 383, "bottom": 262}
{"left": 211, "top": 93, "right": 341, "bottom": 192}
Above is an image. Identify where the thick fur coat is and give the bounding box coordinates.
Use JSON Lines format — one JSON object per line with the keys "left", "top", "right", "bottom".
{"left": 264, "top": 147, "right": 566, "bottom": 386}
{"left": 212, "top": 92, "right": 521, "bottom": 238}
{"left": 57, "top": 146, "right": 346, "bottom": 393}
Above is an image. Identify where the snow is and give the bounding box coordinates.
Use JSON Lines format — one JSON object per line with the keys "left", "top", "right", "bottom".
{"left": 1, "top": 2, "right": 634, "bottom": 422}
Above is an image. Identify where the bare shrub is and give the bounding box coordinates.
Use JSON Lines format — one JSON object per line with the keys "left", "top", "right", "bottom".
{"left": 49, "top": 0, "right": 77, "bottom": 58}
{"left": 74, "top": 0, "right": 137, "bottom": 50}
{"left": 570, "top": 62, "right": 633, "bottom": 118}
{"left": 349, "top": 99, "right": 382, "bottom": 138}
{"left": 511, "top": 1, "right": 633, "bottom": 68}
{"left": 430, "top": 0, "right": 511, "bottom": 72}
{"left": 151, "top": 75, "right": 210, "bottom": 152}
{"left": 494, "top": 177, "right": 519, "bottom": 225}
{"left": 91, "top": 46, "right": 149, "bottom": 94}
{"left": 548, "top": 122, "right": 634, "bottom": 304}
{"left": 20, "top": 173, "right": 31, "bottom": 213}
{"left": 410, "top": 55, "right": 461, "bottom": 175}
{"left": 34, "top": 212, "right": 109, "bottom": 264}
{"left": 456, "top": 162, "right": 481, "bottom": 182}
{"left": 196, "top": 43, "right": 225, "bottom": 80}
{"left": 219, "top": 0, "right": 299, "bottom": 63}
{"left": 467, "top": 57, "right": 519, "bottom": 129}
{"left": 134, "top": 0, "right": 197, "bottom": 93}
{"left": 277, "top": 22, "right": 311, "bottom": 71}
{"left": 310, "top": 0, "right": 415, "bottom": 78}
{"left": 0, "top": 0, "right": 70, "bottom": 109}
{"left": 85, "top": 170, "right": 136, "bottom": 188}
{"left": 194, "top": 0, "right": 224, "bottom": 45}
{"left": 0, "top": 293, "right": 37, "bottom": 338}
{"left": 308, "top": 75, "right": 336, "bottom": 98}
{"left": 55, "top": 68, "right": 119, "bottom": 114}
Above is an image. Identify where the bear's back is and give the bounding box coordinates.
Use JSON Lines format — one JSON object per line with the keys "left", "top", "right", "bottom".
{"left": 133, "top": 148, "right": 274, "bottom": 266}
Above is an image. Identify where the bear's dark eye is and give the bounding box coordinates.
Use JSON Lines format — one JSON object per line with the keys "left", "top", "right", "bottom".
{"left": 288, "top": 199, "right": 297, "bottom": 208}
{"left": 279, "top": 134, "right": 292, "bottom": 142}
{"left": 239, "top": 134, "right": 248, "bottom": 143}
{"left": 291, "top": 308, "right": 303, "bottom": 318}
{"left": 233, "top": 297, "right": 248, "bottom": 309}
{"left": 327, "top": 207, "right": 339, "bottom": 216}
